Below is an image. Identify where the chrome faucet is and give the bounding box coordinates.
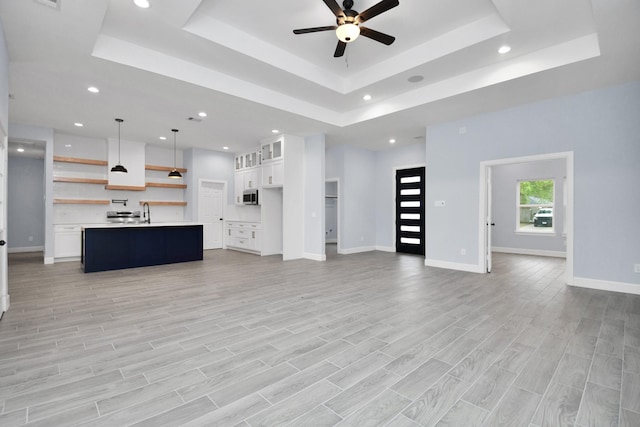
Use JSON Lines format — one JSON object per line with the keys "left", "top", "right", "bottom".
{"left": 142, "top": 202, "right": 151, "bottom": 224}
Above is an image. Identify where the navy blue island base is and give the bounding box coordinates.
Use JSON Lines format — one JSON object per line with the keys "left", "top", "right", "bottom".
{"left": 82, "top": 224, "right": 203, "bottom": 273}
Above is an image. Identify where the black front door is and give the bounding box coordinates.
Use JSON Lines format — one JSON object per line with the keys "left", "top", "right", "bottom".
{"left": 395, "top": 167, "right": 425, "bottom": 255}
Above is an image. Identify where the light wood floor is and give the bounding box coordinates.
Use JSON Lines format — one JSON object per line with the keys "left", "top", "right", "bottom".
{"left": 1, "top": 249, "right": 639, "bottom": 426}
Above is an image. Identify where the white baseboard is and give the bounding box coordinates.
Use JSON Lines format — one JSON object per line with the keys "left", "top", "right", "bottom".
{"left": 570, "top": 277, "right": 640, "bottom": 295}
{"left": 339, "top": 246, "right": 376, "bottom": 255}
{"left": 0, "top": 294, "right": 9, "bottom": 312}
{"left": 425, "top": 258, "right": 484, "bottom": 274}
{"left": 375, "top": 246, "right": 396, "bottom": 253}
{"left": 44, "top": 257, "right": 54, "bottom": 265}
{"left": 492, "top": 246, "right": 566, "bottom": 258}
{"left": 326, "top": 239, "right": 337, "bottom": 244}
{"left": 8, "top": 246, "right": 44, "bottom": 254}
{"left": 303, "top": 252, "right": 326, "bottom": 261}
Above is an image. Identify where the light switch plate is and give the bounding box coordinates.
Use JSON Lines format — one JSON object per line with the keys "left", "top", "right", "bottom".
{"left": 434, "top": 200, "right": 446, "bottom": 207}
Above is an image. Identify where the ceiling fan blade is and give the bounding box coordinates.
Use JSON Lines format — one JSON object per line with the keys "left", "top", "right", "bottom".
{"left": 323, "top": 0, "right": 344, "bottom": 17}
{"left": 293, "top": 26, "right": 337, "bottom": 34}
{"left": 357, "top": 0, "right": 399, "bottom": 23}
{"left": 334, "top": 41, "right": 347, "bottom": 57}
{"left": 360, "top": 27, "right": 395, "bottom": 45}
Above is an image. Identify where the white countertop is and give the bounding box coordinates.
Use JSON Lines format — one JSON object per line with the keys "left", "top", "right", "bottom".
{"left": 81, "top": 222, "right": 202, "bottom": 229}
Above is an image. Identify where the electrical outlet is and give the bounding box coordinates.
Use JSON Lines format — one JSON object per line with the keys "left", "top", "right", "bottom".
{"left": 28, "top": 236, "right": 33, "bottom": 242}
{"left": 635, "top": 264, "right": 640, "bottom": 273}
{"left": 460, "top": 248, "right": 466, "bottom": 256}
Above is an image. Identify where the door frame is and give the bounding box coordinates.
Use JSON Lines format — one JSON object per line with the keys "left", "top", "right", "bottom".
{"left": 325, "top": 178, "right": 341, "bottom": 254}
{"left": 392, "top": 163, "right": 426, "bottom": 254}
{"left": 0, "top": 123, "right": 8, "bottom": 314}
{"left": 479, "top": 151, "right": 574, "bottom": 282}
{"left": 198, "top": 179, "right": 227, "bottom": 249}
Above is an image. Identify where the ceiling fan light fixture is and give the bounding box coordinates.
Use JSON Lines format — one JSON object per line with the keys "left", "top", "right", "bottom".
{"left": 336, "top": 23, "right": 360, "bottom": 43}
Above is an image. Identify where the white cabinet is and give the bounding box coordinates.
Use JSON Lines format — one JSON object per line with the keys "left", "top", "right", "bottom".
{"left": 226, "top": 221, "right": 261, "bottom": 254}
{"left": 54, "top": 225, "right": 82, "bottom": 259}
{"left": 261, "top": 160, "right": 284, "bottom": 187}
{"left": 234, "top": 149, "right": 261, "bottom": 205}
{"left": 244, "top": 168, "right": 259, "bottom": 190}
{"left": 261, "top": 139, "right": 283, "bottom": 162}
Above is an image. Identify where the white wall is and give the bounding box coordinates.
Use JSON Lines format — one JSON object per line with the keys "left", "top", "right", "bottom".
{"left": 426, "top": 81, "right": 640, "bottom": 286}
{"left": 491, "top": 159, "right": 566, "bottom": 255}
{"left": 8, "top": 156, "right": 44, "bottom": 251}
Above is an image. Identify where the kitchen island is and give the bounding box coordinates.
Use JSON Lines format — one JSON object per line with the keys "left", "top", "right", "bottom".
{"left": 82, "top": 223, "right": 203, "bottom": 273}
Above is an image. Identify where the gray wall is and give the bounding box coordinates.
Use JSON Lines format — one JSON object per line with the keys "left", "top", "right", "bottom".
{"left": 184, "top": 147, "right": 235, "bottom": 221}
{"left": 8, "top": 156, "right": 44, "bottom": 250}
{"left": 0, "top": 20, "right": 8, "bottom": 134}
{"left": 9, "top": 124, "right": 55, "bottom": 261}
{"left": 492, "top": 159, "right": 566, "bottom": 254}
{"left": 303, "top": 134, "right": 325, "bottom": 258}
{"left": 326, "top": 145, "right": 376, "bottom": 251}
{"left": 426, "top": 81, "right": 640, "bottom": 285}
{"left": 374, "top": 142, "right": 426, "bottom": 249}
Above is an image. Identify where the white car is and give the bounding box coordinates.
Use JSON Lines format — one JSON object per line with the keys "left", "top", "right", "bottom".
{"left": 533, "top": 208, "right": 553, "bottom": 227}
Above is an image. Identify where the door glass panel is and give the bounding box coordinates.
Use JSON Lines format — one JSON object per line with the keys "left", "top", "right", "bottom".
{"left": 401, "top": 225, "right": 420, "bottom": 232}
{"left": 401, "top": 213, "right": 420, "bottom": 220}
{"left": 400, "top": 237, "right": 421, "bottom": 245}
{"left": 401, "top": 201, "right": 420, "bottom": 208}
{"left": 400, "top": 176, "right": 421, "bottom": 184}
{"left": 400, "top": 188, "right": 420, "bottom": 196}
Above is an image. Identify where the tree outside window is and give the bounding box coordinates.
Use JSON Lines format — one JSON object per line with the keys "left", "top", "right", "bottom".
{"left": 518, "top": 179, "right": 554, "bottom": 231}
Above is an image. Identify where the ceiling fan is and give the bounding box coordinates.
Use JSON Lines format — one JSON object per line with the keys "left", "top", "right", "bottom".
{"left": 293, "top": 0, "right": 399, "bottom": 58}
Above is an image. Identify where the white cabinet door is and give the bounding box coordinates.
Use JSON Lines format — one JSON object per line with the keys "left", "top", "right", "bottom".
{"left": 55, "top": 225, "right": 82, "bottom": 258}
{"left": 244, "top": 168, "right": 258, "bottom": 189}
{"left": 262, "top": 160, "right": 283, "bottom": 187}
{"left": 234, "top": 171, "right": 244, "bottom": 205}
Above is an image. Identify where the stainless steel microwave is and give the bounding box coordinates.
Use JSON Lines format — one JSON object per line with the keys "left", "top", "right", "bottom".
{"left": 243, "top": 189, "right": 258, "bottom": 205}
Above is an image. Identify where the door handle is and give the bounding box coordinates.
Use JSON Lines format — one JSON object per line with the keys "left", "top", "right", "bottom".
{"left": 0, "top": 240, "right": 6, "bottom": 246}
{"left": 219, "top": 218, "right": 223, "bottom": 221}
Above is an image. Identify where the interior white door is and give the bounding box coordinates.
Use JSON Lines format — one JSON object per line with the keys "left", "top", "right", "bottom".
{"left": 199, "top": 181, "right": 224, "bottom": 250}
{"left": 0, "top": 130, "right": 8, "bottom": 314}
{"left": 486, "top": 166, "right": 493, "bottom": 273}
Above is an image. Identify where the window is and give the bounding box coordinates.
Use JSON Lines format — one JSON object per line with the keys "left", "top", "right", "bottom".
{"left": 517, "top": 179, "right": 554, "bottom": 232}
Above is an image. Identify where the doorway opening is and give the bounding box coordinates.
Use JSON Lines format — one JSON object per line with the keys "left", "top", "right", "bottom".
{"left": 480, "top": 152, "right": 573, "bottom": 281}
{"left": 325, "top": 179, "right": 339, "bottom": 258}
{"left": 395, "top": 167, "right": 425, "bottom": 256}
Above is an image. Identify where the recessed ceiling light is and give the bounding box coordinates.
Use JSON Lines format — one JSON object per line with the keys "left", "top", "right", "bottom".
{"left": 133, "top": 0, "right": 150, "bottom": 8}
{"left": 223, "top": 146, "right": 229, "bottom": 150}
{"left": 159, "top": 136, "right": 167, "bottom": 140}
{"left": 74, "top": 122, "right": 83, "bottom": 127}
{"left": 408, "top": 75, "right": 424, "bottom": 83}
{"left": 498, "top": 45, "right": 511, "bottom": 54}
{"left": 271, "top": 129, "right": 279, "bottom": 134}
{"left": 87, "top": 86, "right": 99, "bottom": 93}
{"left": 389, "top": 139, "right": 396, "bottom": 144}
{"left": 198, "top": 112, "right": 207, "bottom": 118}
{"left": 363, "top": 94, "right": 372, "bottom": 101}
{"left": 17, "top": 148, "right": 25, "bottom": 153}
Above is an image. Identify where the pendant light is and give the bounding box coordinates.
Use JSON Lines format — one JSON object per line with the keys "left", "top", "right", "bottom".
{"left": 110, "top": 118, "right": 128, "bottom": 173}
{"left": 168, "top": 128, "right": 182, "bottom": 179}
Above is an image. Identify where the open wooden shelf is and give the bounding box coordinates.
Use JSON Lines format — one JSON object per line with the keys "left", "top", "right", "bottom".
{"left": 139, "top": 201, "right": 187, "bottom": 206}
{"left": 104, "top": 185, "right": 146, "bottom": 191}
{"left": 54, "top": 199, "right": 110, "bottom": 205}
{"left": 54, "top": 156, "right": 108, "bottom": 166}
{"left": 146, "top": 182, "right": 187, "bottom": 189}
{"left": 145, "top": 164, "right": 187, "bottom": 173}
{"left": 54, "top": 177, "right": 108, "bottom": 185}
